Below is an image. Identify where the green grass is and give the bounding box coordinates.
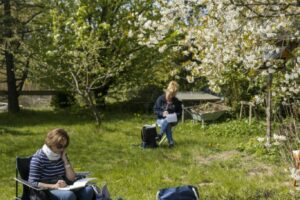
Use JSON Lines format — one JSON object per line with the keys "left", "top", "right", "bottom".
{"left": 0, "top": 109, "right": 298, "bottom": 199}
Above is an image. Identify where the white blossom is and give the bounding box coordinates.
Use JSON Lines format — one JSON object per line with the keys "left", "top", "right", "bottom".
{"left": 158, "top": 44, "right": 168, "bottom": 53}
{"left": 186, "top": 75, "right": 194, "bottom": 83}
{"left": 128, "top": 30, "right": 133, "bottom": 38}
{"left": 257, "top": 137, "right": 265, "bottom": 143}
{"left": 273, "top": 134, "right": 287, "bottom": 141}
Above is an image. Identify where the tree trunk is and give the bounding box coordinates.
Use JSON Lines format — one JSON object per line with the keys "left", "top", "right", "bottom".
{"left": 3, "top": 0, "right": 20, "bottom": 113}
{"left": 87, "top": 92, "right": 101, "bottom": 125}
{"left": 265, "top": 73, "right": 273, "bottom": 147}
{"left": 93, "top": 79, "right": 114, "bottom": 109}
{"left": 84, "top": 91, "right": 101, "bottom": 125}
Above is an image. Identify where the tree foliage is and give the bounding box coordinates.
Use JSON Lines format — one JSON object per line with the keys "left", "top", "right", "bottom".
{"left": 33, "top": 0, "right": 183, "bottom": 124}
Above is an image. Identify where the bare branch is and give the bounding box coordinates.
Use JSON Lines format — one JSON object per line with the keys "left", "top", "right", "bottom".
{"left": 15, "top": 2, "right": 46, "bottom": 11}
{"left": 70, "top": 71, "right": 82, "bottom": 96}
{"left": 89, "top": 72, "right": 114, "bottom": 90}
{"left": 16, "top": 26, "right": 51, "bottom": 35}
{"left": 247, "top": 13, "right": 300, "bottom": 19}
{"left": 22, "top": 11, "right": 44, "bottom": 25}
{"left": 231, "top": 1, "right": 298, "bottom": 7}
{"left": 16, "top": 58, "right": 29, "bottom": 93}
{"left": 243, "top": 3, "right": 263, "bottom": 18}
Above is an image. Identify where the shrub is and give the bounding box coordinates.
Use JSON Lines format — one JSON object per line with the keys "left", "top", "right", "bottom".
{"left": 50, "top": 92, "right": 76, "bottom": 109}
{"left": 107, "top": 85, "right": 162, "bottom": 113}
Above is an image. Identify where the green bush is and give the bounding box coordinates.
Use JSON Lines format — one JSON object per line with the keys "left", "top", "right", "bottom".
{"left": 107, "top": 85, "right": 162, "bottom": 113}
{"left": 50, "top": 92, "right": 76, "bottom": 109}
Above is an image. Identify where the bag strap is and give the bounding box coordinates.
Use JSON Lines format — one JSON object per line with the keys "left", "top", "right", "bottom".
{"left": 192, "top": 187, "right": 199, "bottom": 200}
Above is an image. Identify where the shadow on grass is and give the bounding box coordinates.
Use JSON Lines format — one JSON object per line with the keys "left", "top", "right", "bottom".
{"left": 0, "top": 127, "right": 34, "bottom": 136}
{"left": 102, "top": 111, "right": 154, "bottom": 123}
{"left": 177, "top": 138, "right": 204, "bottom": 146}
{"left": 0, "top": 109, "right": 93, "bottom": 127}
{"left": 0, "top": 109, "right": 149, "bottom": 128}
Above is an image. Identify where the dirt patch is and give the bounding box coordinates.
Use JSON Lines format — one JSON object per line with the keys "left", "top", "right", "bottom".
{"left": 195, "top": 150, "right": 275, "bottom": 177}
{"left": 195, "top": 150, "right": 240, "bottom": 165}
{"left": 239, "top": 154, "right": 275, "bottom": 177}
{"left": 246, "top": 164, "right": 274, "bottom": 177}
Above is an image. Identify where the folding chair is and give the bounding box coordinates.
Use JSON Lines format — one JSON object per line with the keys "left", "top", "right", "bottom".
{"left": 158, "top": 135, "right": 168, "bottom": 145}
{"left": 157, "top": 123, "right": 177, "bottom": 146}
{"left": 15, "top": 156, "right": 51, "bottom": 200}
{"left": 15, "top": 156, "right": 91, "bottom": 200}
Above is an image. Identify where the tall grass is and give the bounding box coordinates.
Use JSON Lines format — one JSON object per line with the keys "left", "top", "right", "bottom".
{"left": 0, "top": 109, "right": 298, "bottom": 199}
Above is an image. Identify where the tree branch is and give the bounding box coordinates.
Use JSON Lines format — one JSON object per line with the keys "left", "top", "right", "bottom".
{"left": 231, "top": 1, "right": 298, "bottom": 7}
{"left": 229, "top": 0, "right": 299, "bottom": 18}
{"left": 16, "top": 2, "right": 47, "bottom": 11}
{"left": 70, "top": 71, "right": 82, "bottom": 96}
{"left": 246, "top": 13, "right": 300, "bottom": 19}
{"left": 16, "top": 58, "right": 29, "bottom": 93}
{"left": 22, "top": 11, "right": 44, "bottom": 25}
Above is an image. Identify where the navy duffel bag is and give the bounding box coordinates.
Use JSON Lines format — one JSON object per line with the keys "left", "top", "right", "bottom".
{"left": 157, "top": 185, "right": 199, "bottom": 200}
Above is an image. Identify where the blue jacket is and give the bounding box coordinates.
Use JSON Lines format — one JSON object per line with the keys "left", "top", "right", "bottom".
{"left": 153, "top": 94, "right": 182, "bottom": 119}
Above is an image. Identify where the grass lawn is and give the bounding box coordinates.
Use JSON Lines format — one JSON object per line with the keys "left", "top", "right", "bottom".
{"left": 0, "top": 109, "right": 298, "bottom": 199}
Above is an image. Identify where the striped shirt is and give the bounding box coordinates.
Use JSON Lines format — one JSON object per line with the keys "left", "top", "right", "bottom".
{"left": 28, "top": 149, "right": 65, "bottom": 187}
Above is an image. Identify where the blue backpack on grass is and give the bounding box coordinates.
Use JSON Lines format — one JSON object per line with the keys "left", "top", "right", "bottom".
{"left": 157, "top": 185, "right": 199, "bottom": 200}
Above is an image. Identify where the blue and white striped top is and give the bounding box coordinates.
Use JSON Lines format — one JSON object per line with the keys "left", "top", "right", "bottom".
{"left": 28, "top": 149, "right": 65, "bottom": 187}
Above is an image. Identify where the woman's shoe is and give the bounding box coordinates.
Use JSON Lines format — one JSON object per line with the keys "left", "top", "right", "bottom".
{"left": 155, "top": 134, "right": 162, "bottom": 141}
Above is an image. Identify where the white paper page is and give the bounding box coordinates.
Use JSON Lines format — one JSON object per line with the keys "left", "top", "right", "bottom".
{"left": 166, "top": 113, "right": 177, "bottom": 123}
{"left": 58, "top": 178, "right": 96, "bottom": 190}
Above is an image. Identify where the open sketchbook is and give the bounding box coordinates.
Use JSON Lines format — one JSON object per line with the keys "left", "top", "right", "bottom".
{"left": 166, "top": 113, "right": 177, "bottom": 123}
{"left": 58, "top": 178, "right": 97, "bottom": 190}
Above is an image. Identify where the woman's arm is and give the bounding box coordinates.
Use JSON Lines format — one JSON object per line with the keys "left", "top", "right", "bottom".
{"left": 62, "top": 151, "right": 76, "bottom": 181}
{"left": 154, "top": 95, "right": 165, "bottom": 118}
{"left": 38, "top": 180, "right": 67, "bottom": 189}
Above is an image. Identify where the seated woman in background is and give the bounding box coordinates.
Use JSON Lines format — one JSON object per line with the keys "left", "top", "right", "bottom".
{"left": 28, "top": 128, "right": 94, "bottom": 200}
{"left": 153, "top": 81, "right": 182, "bottom": 148}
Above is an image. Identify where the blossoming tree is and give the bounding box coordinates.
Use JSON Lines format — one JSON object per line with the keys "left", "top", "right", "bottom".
{"left": 139, "top": 0, "right": 299, "bottom": 145}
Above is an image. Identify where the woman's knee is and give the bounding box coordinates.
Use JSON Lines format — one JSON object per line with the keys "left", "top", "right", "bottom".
{"left": 76, "top": 186, "right": 94, "bottom": 200}
{"left": 62, "top": 192, "right": 77, "bottom": 200}
{"left": 83, "top": 186, "right": 94, "bottom": 198}
{"left": 51, "top": 190, "right": 77, "bottom": 200}
{"left": 162, "top": 119, "right": 171, "bottom": 128}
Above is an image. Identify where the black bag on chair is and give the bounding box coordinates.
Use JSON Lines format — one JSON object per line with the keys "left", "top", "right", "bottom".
{"left": 141, "top": 125, "right": 158, "bottom": 148}
{"left": 30, "top": 190, "right": 52, "bottom": 200}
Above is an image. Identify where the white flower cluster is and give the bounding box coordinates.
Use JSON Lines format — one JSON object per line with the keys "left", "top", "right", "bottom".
{"left": 257, "top": 137, "right": 265, "bottom": 143}
{"left": 253, "top": 95, "right": 264, "bottom": 105}
{"left": 257, "top": 133, "right": 287, "bottom": 143}
{"left": 273, "top": 134, "right": 287, "bottom": 145}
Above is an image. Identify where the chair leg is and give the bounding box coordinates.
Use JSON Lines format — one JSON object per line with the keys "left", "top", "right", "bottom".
{"left": 159, "top": 135, "right": 167, "bottom": 146}
{"left": 293, "top": 178, "right": 297, "bottom": 187}
{"left": 16, "top": 168, "right": 18, "bottom": 199}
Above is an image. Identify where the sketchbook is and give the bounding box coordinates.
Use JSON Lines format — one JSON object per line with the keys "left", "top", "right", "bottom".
{"left": 166, "top": 113, "right": 177, "bottom": 123}
{"left": 58, "top": 178, "right": 97, "bottom": 190}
